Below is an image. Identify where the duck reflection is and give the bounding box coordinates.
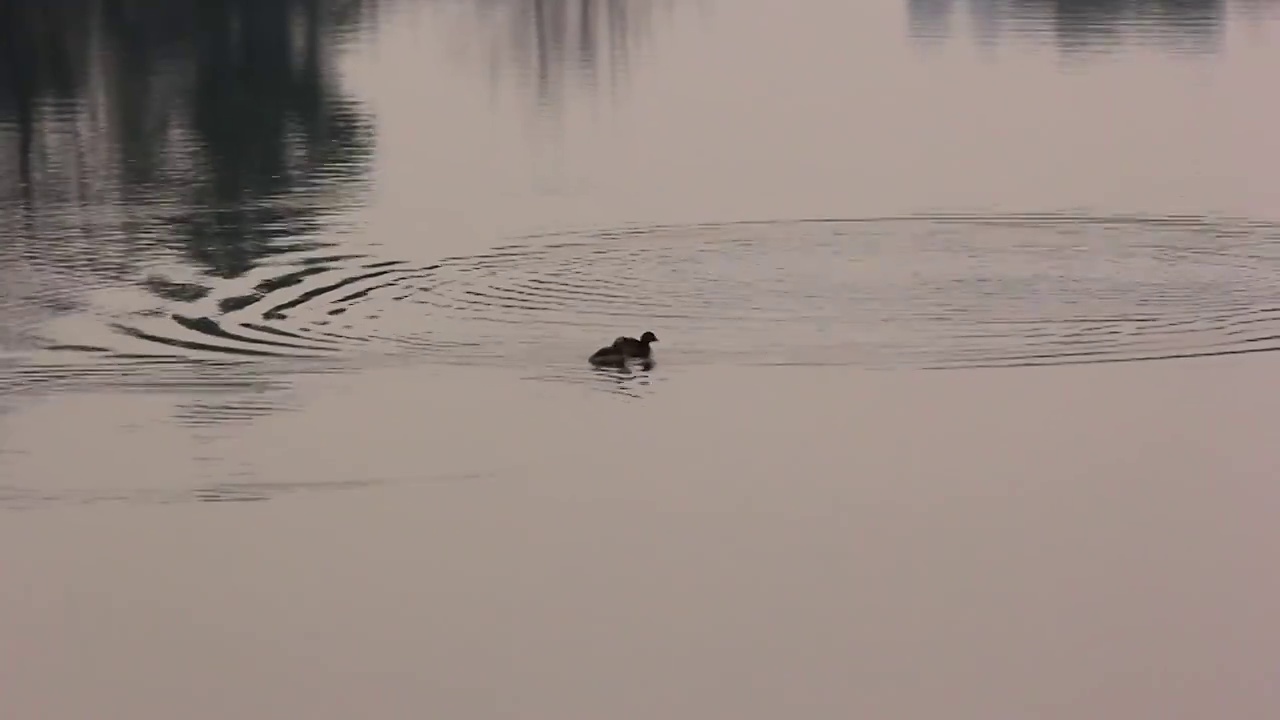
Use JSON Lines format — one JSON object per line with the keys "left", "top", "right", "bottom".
{"left": 590, "top": 359, "right": 655, "bottom": 399}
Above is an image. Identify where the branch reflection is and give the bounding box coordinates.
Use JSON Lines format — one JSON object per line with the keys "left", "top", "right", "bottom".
{"left": 907, "top": 0, "right": 1234, "bottom": 54}
{"left": 0, "top": 0, "right": 375, "bottom": 285}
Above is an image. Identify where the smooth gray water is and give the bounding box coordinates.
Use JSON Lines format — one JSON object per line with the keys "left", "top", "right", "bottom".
{"left": 3, "top": 2, "right": 1280, "bottom": 718}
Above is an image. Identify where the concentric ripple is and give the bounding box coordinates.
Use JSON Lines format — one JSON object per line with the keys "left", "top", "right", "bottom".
{"left": 27, "top": 213, "right": 1280, "bottom": 379}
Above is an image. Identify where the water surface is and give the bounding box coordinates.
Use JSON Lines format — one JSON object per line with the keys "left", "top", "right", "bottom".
{"left": 2, "top": 1, "right": 1280, "bottom": 718}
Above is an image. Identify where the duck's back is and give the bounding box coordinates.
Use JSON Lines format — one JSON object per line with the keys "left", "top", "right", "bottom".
{"left": 589, "top": 343, "right": 625, "bottom": 364}
{"left": 590, "top": 333, "right": 653, "bottom": 365}
{"left": 622, "top": 338, "right": 652, "bottom": 358}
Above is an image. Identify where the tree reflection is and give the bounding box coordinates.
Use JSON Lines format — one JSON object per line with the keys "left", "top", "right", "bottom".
{"left": 454, "top": 0, "right": 667, "bottom": 110}
{"left": 907, "top": 0, "right": 1231, "bottom": 53}
{"left": 0, "top": 0, "right": 375, "bottom": 280}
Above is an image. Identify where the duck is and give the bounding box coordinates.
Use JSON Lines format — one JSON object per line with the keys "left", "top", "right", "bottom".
{"left": 588, "top": 330, "right": 658, "bottom": 366}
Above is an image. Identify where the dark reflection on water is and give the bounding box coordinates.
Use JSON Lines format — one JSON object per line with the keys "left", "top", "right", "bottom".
{"left": 443, "top": 0, "right": 669, "bottom": 110}
{"left": 2, "top": 0, "right": 1278, "bottom": 432}
{"left": 526, "top": 359, "right": 661, "bottom": 399}
{"left": 907, "top": 0, "right": 1251, "bottom": 53}
{"left": 0, "top": 473, "right": 490, "bottom": 510}
{"left": 0, "top": 0, "right": 376, "bottom": 358}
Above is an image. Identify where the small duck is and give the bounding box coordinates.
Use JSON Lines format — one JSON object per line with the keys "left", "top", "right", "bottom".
{"left": 589, "top": 330, "right": 658, "bottom": 367}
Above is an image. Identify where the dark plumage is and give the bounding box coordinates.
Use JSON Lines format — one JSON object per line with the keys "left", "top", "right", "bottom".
{"left": 611, "top": 331, "right": 658, "bottom": 358}
{"left": 588, "top": 330, "right": 658, "bottom": 366}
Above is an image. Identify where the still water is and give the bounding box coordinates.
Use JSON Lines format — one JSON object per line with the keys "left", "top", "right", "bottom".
{"left": 2, "top": 1, "right": 1280, "bottom": 718}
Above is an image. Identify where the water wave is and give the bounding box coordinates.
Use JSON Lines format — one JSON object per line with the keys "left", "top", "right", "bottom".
{"left": 8, "top": 213, "right": 1280, "bottom": 402}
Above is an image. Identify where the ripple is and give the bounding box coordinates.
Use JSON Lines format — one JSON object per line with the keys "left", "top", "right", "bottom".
{"left": 0, "top": 473, "right": 491, "bottom": 511}
{"left": 13, "top": 213, "right": 1280, "bottom": 395}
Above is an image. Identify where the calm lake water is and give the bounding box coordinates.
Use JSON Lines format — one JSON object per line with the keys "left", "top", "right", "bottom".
{"left": 3, "top": 1, "right": 1280, "bottom": 718}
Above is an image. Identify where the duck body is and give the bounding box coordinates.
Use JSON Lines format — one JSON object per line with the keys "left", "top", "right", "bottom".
{"left": 610, "top": 331, "right": 658, "bottom": 359}
{"left": 587, "top": 346, "right": 629, "bottom": 368}
{"left": 588, "top": 331, "right": 658, "bottom": 366}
